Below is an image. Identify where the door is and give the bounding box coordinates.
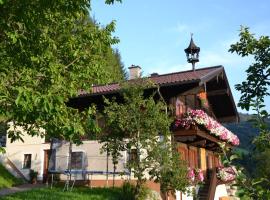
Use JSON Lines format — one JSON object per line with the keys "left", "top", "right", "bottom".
{"left": 43, "top": 150, "right": 51, "bottom": 183}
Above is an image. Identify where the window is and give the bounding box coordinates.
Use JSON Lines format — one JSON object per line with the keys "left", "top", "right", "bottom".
{"left": 71, "top": 152, "right": 84, "bottom": 170}
{"left": 0, "top": 135, "right": 6, "bottom": 147}
{"left": 23, "top": 154, "right": 32, "bottom": 169}
{"left": 0, "top": 122, "right": 7, "bottom": 147}
{"left": 129, "top": 149, "right": 138, "bottom": 163}
{"left": 176, "top": 97, "right": 186, "bottom": 116}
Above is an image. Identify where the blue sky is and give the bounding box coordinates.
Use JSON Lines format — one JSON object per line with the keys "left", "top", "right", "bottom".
{"left": 91, "top": 0, "right": 270, "bottom": 113}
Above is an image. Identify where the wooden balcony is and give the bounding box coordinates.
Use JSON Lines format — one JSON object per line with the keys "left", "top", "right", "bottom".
{"left": 174, "top": 125, "right": 232, "bottom": 151}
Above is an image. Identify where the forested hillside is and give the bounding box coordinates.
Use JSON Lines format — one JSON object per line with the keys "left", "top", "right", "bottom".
{"left": 225, "top": 113, "right": 270, "bottom": 176}
{"left": 225, "top": 113, "right": 270, "bottom": 152}
{"left": 225, "top": 113, "right": 260, "bottom": 152}
{"left": 89, "top": 19, "right": 127, "bottom": 83}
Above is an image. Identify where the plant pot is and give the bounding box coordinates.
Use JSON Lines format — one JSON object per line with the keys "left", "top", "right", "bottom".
{"left": 31, "top": 177, "right": 37, "bottom": 184}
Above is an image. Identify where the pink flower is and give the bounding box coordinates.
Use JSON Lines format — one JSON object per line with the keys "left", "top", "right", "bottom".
{"left": 217, "top": 167, "right": 236, "bottom": 182}
{"left": 174, "top": 109, "right": 240, "bottom": 146}
{"left": 197, "top": 169, "right": 204, "bottom": 182}
{"left": 187, "top": 168, "right": 195, "bottom": 182}
{"left": 220, "top": 132, "right": 228, "bottom": 140}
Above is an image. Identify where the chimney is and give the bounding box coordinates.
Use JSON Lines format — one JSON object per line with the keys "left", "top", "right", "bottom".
{"left": 150, "top": 72, "right": 159, "bottom": 77}
{"left": 128, "top": 65, "right": 141, "bottom": 79}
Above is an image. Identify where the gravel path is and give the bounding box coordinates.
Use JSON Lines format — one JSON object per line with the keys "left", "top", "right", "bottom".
{"left": 0, "top": 183, "right": 45, "bottom": 197}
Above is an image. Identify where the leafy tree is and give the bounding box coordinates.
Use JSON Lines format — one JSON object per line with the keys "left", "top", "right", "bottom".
{"left": 113, "top": 48, "right": 128, "bottom": 80}
{"left": 229, "top": 26, "right": 270, "bottom": 199}
{"left": 0, "top": 0, "right": 124, "bottom": 151}
{"left": 103, "top": 81, "right": 188, "bottom": 199}
{"left": 148, "top": 144, "right": 188, "bottom": 198}
{"left": 100, "top": 120, "right": 126, "bottom": 187}
{"left": 229, "top": 26, "right": 269, "bottom": 150}
{"left": 103, "top": 48, "right": 127, "bottom": 82}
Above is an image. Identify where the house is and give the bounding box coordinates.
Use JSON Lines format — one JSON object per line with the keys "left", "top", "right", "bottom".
{"left": 0, "top": 38, "right": 240, "bottom": 200}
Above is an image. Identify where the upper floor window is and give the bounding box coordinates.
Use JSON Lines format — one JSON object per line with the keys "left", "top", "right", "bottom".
{"left": 175, "top": 97, "right": 186, "bottom": 116}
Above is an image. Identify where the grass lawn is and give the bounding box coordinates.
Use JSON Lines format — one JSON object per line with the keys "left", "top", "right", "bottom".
{"left": 0, "top": 187, "right": 127, "bottom": 200}
{"left": 0, "top": 164, "right": 23, "bottom": 189}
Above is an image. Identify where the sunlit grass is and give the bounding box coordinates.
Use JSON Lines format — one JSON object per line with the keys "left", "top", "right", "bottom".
{"left": 0, "top": 186, "right": 125, "bottom": 200}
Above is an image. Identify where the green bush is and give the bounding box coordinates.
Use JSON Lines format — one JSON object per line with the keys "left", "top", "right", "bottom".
{"left": 119, "top": 181, "right": 135, "bottom": 200}
{"left": 119, "top": 181, "right": 157, "bottom": 200}
{"left": 0, "top": 163, "right": 23, "bottom": 189}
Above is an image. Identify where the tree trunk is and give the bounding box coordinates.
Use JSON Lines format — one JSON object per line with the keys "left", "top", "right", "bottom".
{"left": 113, "top": 162, "right": 116, "bottom": 187}
{"left": 68, "top": 141, "right": 72, "bottom": 182}
{"left": 135, "top": 132, "right": 142, "bottom": 199}
{"left": 106, "top": 145, "right": 109, "bottom": 187}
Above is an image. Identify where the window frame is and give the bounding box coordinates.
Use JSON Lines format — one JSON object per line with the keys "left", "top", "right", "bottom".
{"left": 23, "top": 154, "right": 32, "bottom": 169}
{"left": 70, "top": 151, "right": 84, "bottom": 170}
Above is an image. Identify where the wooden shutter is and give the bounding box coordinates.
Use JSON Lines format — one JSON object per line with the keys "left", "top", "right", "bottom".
{"left": 178, "top": 145, "right": 188, "bottom": 162}
{"left": 188, "top": 147, "right": 198, "bottom": 168}
{"left": 213, "top": 155, "right": 220, "bottom": 167}
{"left": 206, "top": 151, "right": 213, "bottom": 169}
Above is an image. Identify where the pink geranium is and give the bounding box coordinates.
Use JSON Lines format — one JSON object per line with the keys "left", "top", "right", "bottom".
{"left": 197, "top": 169, "right": 204, "bottom": 182}
{"left": 188, "top": 167, "right": 204, "bottom": 185}
{"left": 217, "top": 167, "right": 236, "bottom": 182}
{"left": 187, "top": 167, "right": 195, "bottom": 182}
{"left": 174, "top": 109, "right": 240, "bottom": 146}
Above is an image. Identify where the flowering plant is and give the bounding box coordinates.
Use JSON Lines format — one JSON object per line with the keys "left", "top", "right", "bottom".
{"left": 197, "top": 92, "right": 209, "bottom": 108}
{"left": 187, "top": 167, "right": 204, "bottom": 184}
{"left": 217, "top": 166, "right": 236, "bottom": 182}
{"left": 174, "top": 109, "right": 240, "bottom": 146}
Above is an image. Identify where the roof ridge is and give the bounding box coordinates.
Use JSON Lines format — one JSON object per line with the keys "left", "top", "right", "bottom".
{"left": 92, "top": 65, "right": 223, "bottom": 88}
{"left": 148, "top": 65, "right": 223, "bottom": 78}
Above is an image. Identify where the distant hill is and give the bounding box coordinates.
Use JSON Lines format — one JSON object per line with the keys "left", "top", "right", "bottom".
{"left": 224, "top": 113, "right": 270, "bottom": 176}
{"left": 224, "top": 113, "right": 260, "bottom": 152}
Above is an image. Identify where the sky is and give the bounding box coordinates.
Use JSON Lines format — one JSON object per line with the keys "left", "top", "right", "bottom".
{"left": 91, "top": 0, "right": 270, "bottom": 114}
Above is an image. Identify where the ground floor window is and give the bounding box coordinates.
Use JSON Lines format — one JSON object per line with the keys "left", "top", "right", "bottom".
{"left": 23, "top": 154, "right": 32, "bottom": 169}
{"left": 129, "top": 149, "right": 138, "bottom": 163}
{"left": 71, "top": 152, "right": 84, "bottom": 170}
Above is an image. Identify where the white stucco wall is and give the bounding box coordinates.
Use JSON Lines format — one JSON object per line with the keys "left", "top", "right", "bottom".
{"left": 54, "top": 140, "right": 129, "bottom": 181}
{"left": 4, "top": 124, "right": 50, "bottom": 180}
{"left": 214, "top": 184, "right": 228, "bottom": 200}
{"left": 176, "top": 186, "right": 197, "bottom": 200}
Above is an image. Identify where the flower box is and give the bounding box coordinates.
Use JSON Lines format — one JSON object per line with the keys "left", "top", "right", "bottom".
{"left": 217, "top": 167, "right": 236, "bottom": 182}
{"left": 174, "top": 109, "right": 240, "bottom": 146}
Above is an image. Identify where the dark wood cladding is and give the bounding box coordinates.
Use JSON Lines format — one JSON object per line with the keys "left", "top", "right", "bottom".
{"left": 174, "top": 127, "right": 232, "bottom": 150}
{"left": 68, "top": 65, "right": 239, "bottom": 123}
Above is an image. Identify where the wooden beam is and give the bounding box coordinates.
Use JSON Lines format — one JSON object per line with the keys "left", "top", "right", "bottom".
{"left": 197, "top": 130, "right": 221, "bottom": 144}
{"left": 174, "top": 128, "right": 233, "bottom": 149}
{"left": 180, "top": 86, "right": 204, "bottom": 96}
{"left": 207, "top": 89, "right": 229, "bottom": 96}
{"left": 174, "top": 129, "right": 197, "bottom": 136}
{"left": 188, "top": 139, "right": 207, "bottom": 147}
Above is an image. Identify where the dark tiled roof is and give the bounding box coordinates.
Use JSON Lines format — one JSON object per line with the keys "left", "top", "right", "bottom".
{"left": 78, "top": 66, "right": 223, "bottom": 97}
